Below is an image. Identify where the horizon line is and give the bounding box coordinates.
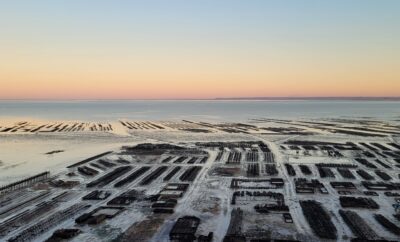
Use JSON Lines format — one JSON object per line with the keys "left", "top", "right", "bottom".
{"left": 1, "top": 96, "right": 400, "bottom": 101}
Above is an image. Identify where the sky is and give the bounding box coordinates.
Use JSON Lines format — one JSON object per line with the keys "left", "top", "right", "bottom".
{"left": 0, "top": 0, "right": 399, "bottom": 99}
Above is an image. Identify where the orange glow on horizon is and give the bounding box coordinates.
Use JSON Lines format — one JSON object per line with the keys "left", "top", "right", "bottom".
{"left": 1, "top": 54, "right": 399, "bottom": 99}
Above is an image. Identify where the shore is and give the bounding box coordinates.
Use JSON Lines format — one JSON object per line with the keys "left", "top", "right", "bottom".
{"left": 0, "top": 117, "right": 399, "bottom": 241}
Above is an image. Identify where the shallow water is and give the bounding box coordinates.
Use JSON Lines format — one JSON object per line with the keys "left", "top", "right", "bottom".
{"left": 0, "top": 134, "right": 138, "bottom": 185}
{"left": 1, "top": 100, "right": 399, "bottom": 184}
{"left": 1, "top": 100, "right": 399, "bottom": 121}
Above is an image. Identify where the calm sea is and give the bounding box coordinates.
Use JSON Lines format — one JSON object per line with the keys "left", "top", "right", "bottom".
{"left": 0, "top": 100, "right": 399, "bottom": 121}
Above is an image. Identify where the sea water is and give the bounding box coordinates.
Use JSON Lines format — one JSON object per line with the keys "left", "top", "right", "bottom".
{"left": 1, "top": 100, "right": 399, "bottom": 121}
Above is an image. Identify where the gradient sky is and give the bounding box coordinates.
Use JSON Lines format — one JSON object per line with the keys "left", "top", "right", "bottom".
{"left": 0, "top": 0, "right": 399, "bottom": 99}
